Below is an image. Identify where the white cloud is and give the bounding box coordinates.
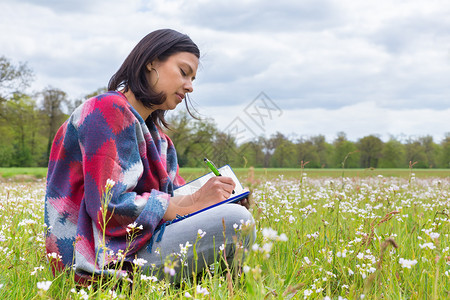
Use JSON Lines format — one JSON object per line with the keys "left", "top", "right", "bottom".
{"left": 0, "top": 0, "right": 449, "bottom": 140}
{"left": 197, "top": 101, "right": 449, "bottom": 143}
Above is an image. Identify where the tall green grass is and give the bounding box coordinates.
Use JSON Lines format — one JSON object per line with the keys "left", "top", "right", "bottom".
{"left": 0, "top": 171, "right": 449, "bottom": 298}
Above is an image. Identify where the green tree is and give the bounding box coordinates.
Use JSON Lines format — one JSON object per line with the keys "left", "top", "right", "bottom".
{"left": 266, "top": 132, "right": 296, "bottom": 168}
{"left": 40, "top": 87, "right": 68, "bottom": 164}
{"left": 357, "top": 135, "right": 383, "bottom": 168}
{"left": 67, "top": 87, "right": 108, "bottom": 114}
{"left": 311, "top": 135, "right": 333, "bottom": 168}
{"left": 238, "top": 139, "right": 265, "bottom": 168}
{"left": 296, "top": 139, "right": 320, "bottom": 168}
{"left": 166, "top": 112, "right": 218, "bottom": 167}
{"left": 333, "top": 132, "right": 359, "bottom": 168}
{"left": 379, "top": 138, "right": 406, "bottom": 168}
{"left": 441, "top": 133, "right": 450, "bottom": 168}
{"left": 0, "top": 93, "right": 44, "bottom": 166}
{"left": 0, "top": 123, "right": 14, "bottom": 165}
{"left": 404, "top": 138, "right": 427, "bottom": 168}
{"left": 166, "top": 111, "right": 192, "bottom": 166}
{"left": 418, "top": 136, "right": 440, "bottom": 168}
{"left": 0, "top": 56, "right": 33, "bottom": 101}
{"left": 211, "top": 131, "right": 239, "bottom": 167}
{"left": 260, "top": 136, "right": 273, "bottom": 168}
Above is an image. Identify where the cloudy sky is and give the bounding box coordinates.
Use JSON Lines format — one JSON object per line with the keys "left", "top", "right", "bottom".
{"left": 1, "top": 0, "right": 449, "bottom": 143}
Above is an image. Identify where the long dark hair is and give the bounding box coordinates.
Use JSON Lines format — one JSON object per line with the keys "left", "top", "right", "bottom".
{"left": 108, "top": 29, "right": 200, "bottom": 129}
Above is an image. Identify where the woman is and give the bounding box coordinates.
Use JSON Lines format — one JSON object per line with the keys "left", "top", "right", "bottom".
{"left": 45, "top": 29, "right": 254, "bottom": 283}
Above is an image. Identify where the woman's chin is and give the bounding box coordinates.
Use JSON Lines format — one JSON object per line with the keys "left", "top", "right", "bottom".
{"left": 173, "top": 100, "right": 182, "bottom": 109}
{"left": 168, "top": 104, "right": 179, "bottom": 111}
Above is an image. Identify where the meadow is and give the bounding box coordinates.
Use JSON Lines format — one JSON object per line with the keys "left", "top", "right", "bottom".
{"left": 0, "top": 168, "right": 449, "bottom": 299}
{"left": 1, "top": 167, "right": 449, "bottom": 181}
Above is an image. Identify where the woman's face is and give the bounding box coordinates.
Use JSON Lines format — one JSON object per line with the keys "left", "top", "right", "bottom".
{"left": 147, "top": 51, "right": 199, "bottom": 111}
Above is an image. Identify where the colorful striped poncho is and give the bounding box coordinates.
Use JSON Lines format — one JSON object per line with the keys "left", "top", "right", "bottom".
{"left": 44, "top": 91, "right": 185, "bottom": 278}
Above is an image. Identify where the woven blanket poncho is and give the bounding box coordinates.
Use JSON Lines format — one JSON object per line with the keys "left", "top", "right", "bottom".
{"left": 44, "top": 91, "right": 185, "bottom": 277}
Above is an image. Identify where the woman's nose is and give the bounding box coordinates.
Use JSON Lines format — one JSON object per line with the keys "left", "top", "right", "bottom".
{"left": 184, "top": 79, "right": 194, "bottom": 93}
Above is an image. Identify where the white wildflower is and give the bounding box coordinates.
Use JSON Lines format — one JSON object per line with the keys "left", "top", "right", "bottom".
{"left": 399, "top": 258, "right": 418, "bottom": 269}
{"left": 419, "top": 242, "right": 436, "bottom": 250}
{"left": 78, "top": 289, "right": 89, "bottom": 300}
{"left": 47, "top": 252, "right": 62, "bottom": 260}
{"left": 197, "top": 229, "right": 206, "bottom": 238}
{"left": 304, "top": 289, "right": 313, "bottom": 297}
{"left": 179, "top": 241, "right": 192, "bottom": 255}
{"left": 37, "top": 281, "right": 52, "bottom": 291}
{"left": 429, "top": 232, "right": 440, "bottom": 239}
{"left": 164, "top": 266, "right": 176, "bottom": 276}
{"left": 279, "top": 233, "right": 288, "bottom": 241}
{"left": 126, "top": 222, "right": 142, "bottom": 233}
{"left": 108, "top": 290, "right": 117, "bottom": 299}
{"left": 141, "top": 274, "right": 158, "bottom": 282}
{"left": 132, "top": 258, "right": 147, "bottom": 267}
{"left": 106, "top": 179, "right": 116, "bottom": 189}
{"left": 18, "top": 219, "right": 37, "bottom": 226}
{"left": 262, "top": 228, "right": 278, "bottom": 240}
{"left": 304, "top": 257, "right": 311, "bottom": 265}
{"left": 306, "top": 231, "right": 319, "bottom": 239}
{"left": 262, "top": 242, "right": 273, "bottom": 253}
{"left": 196, "top": 285, "right": 209, "bottom": 295}
{"left": 30, "top": 266, "right": 44, "bottom": 275}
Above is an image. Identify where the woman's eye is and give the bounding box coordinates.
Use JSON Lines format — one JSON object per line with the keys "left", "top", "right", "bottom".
{"left": 180, "top": 68, "right": 187, "bottom": 76}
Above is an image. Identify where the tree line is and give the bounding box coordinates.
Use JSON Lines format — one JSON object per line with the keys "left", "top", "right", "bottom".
{"left": 1, "top": 55, "right": 449, "bottom": 168}
{"left": 166, "top": 112, "right": 450, "bottom": 169}
{"left": 0, "top": 56, "right": 103, "bottom": 167}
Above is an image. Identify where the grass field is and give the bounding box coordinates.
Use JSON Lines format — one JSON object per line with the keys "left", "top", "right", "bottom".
{"left": 0, "top": 168, "right": 449, "bottom": 299}
{"left": 1, "top": 167, "right": 448, "bottom": 182}
{"left": 0, "top": 167, "right": 48, "bottom": 179}
{"left": 179, "top": 167, "right": 450, "bottom": 183}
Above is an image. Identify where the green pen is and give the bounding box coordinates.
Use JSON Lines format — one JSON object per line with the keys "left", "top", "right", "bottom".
{"left": 204, "top": 158, "right": 221, "bottom": 176}
{"left": 204, "top": 158, "right": 235, "bottom": 194}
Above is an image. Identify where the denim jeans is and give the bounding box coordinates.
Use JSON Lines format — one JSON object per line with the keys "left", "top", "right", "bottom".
{"left": 136, "top": 203, "right": 255, "bottom": 282}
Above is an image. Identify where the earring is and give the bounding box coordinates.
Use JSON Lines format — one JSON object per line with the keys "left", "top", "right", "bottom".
{"left": 151, "top": 67, "right": 159, "bottom": 86}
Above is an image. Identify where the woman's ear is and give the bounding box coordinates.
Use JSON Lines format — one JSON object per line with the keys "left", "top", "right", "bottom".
{"left": 146, "top": 59, "right": 161, "bottom": 72}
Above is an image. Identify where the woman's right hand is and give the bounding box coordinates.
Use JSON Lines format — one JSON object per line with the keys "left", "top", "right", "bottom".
{"left": 164, "top": 176, "right": 236, "bottom": 221}
{"left": 192, "top": 176, "right": 236, "bottom": 210}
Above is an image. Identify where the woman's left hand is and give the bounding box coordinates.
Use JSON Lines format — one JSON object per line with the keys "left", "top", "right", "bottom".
{"left": 236, "top": 188, "right": 251, "bottom": 209}
{"left": 237, "top": 197, "right": 251, "bottom": 209}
